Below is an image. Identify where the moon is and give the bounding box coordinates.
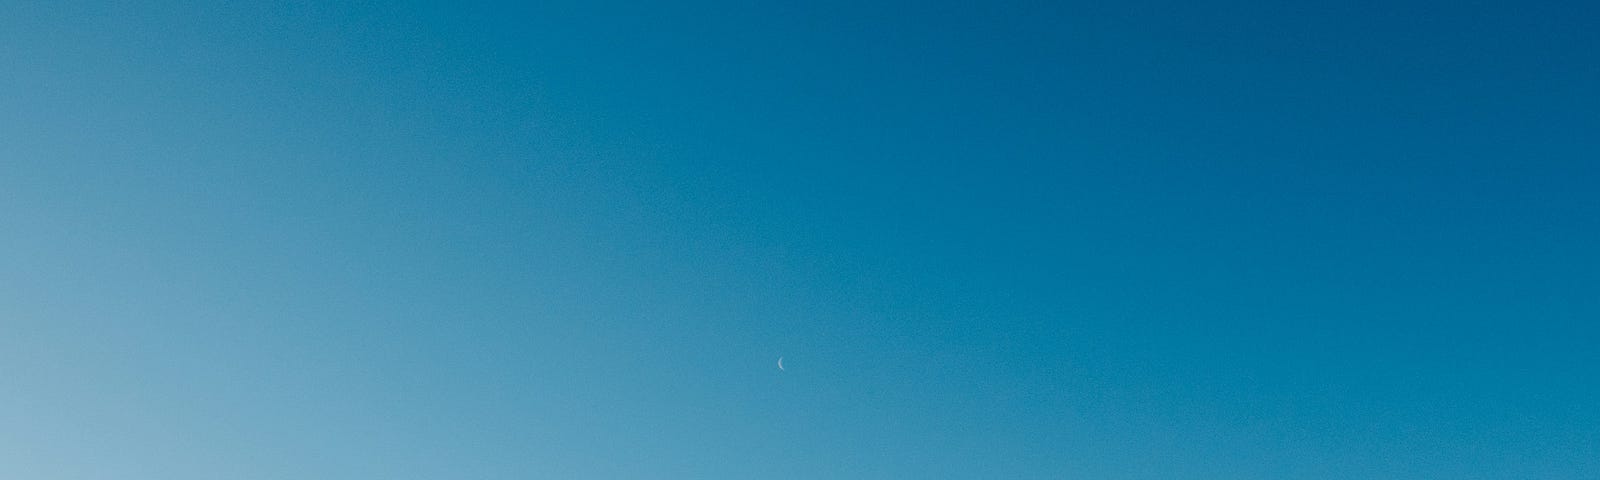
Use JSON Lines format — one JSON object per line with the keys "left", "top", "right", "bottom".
{"left": 777, "top": 357, "right": 784, "bottom": 371}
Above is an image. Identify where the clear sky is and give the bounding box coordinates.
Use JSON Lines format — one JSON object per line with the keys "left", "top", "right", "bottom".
{"left": 3, "top": 1, "right": 1596, "bottom": 478}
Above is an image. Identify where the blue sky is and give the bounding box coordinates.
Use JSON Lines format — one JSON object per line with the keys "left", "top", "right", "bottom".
{"left": 3, "top": 1, "right": 1597, "bottom": 478}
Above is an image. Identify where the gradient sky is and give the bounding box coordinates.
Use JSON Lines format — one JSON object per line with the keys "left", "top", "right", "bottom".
{"left": 3, "top": 1, "right": 1597, "bottom": 478}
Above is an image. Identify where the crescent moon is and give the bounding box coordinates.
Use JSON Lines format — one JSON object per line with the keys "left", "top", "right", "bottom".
{"left": 777, "top": 357, "right": 784, "bottom": 371}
